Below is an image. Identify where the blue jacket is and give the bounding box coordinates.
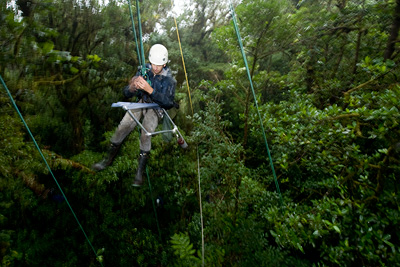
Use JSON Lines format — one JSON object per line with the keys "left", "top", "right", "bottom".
{"left": 123, "top": 64, "right": 176, "bottom": 109}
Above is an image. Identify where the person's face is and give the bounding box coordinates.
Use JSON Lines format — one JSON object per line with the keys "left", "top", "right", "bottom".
{"left": 151, "top": 64, "right": 165, "bottom": 75}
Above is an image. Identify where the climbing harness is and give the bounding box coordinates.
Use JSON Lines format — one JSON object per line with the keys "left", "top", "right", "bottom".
{"left": 125, "top": 0, "right": 188, "bottom": 147}
{"left": 111, "top": 102, "right": 188, "bottom": 148}
{"left": 229, "top": 3, "right": 284, "bottom": 207}
{"left": 0, "top": 75, "right": 104, "bottom": 266}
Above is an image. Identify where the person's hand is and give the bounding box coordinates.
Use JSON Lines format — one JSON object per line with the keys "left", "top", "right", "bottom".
{"left": 135, "top": 76, "right": 154, "bottom": 94}
{"left": 129, "top": 76, "right": 139, "bottom": 92}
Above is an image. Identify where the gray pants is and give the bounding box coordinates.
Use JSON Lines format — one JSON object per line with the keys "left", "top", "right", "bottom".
{"left": 110, "top": 102, "right": 159, "bottom": 152}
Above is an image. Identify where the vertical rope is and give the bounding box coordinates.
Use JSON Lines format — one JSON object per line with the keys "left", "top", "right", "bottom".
{"left": 135, "top": 0, "right": 147, "bottom": 76}
{"left": 127, "top": 0, "right": 142, "bottom": 65}
{"left": 0, "top": 75, "right": 104, "bottom": 266}
{"left": 170, "top": 0, "right": 193, "bottom": 115}
{"left": 170, "top": 1, "right": 204, "bottom": 265}
{"left": 197, "top": 148, "right": 204, "bottom": 266}
{"left": 229, "top": 3, "right": 284, "bottom": 207}
{"left": 146, "top": 167, "right": 162, "bottom": 239}
{"left": 128, "top": 0, "right": 162, "bottom": 240}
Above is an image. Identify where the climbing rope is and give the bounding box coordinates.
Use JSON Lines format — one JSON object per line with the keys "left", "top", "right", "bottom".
{"left": 135, "top": 0, "right": 147, "bottom": 77}
{"left": 196, "top": 148, "right": 204, "bottom": 266}
{"left": 169, "top": 1, "right": 205, "bottom": 265}
{"left": 127, "top": 0, "right": 162, "bottom": 239}
{"left": 126, "top": 1, "right": 204, "bottom": 263}
{"left": 170, "top": 0, "right": 193, "bottom": 115}
{"left": 127, "top": 0, "right": 142, "bottom": 65}
{"left": 229, "top": 3, "right": 284, "bottom": 207}
{"left": 170, "top": 1, "right": 204, "bottom": 265}
{"left": 0, "top": 74, "right": 104, "bottom": 266}
{"left": 146, "top": 167, "right": 162, "bottom": 239}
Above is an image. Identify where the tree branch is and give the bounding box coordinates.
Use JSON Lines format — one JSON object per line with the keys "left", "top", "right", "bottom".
{"left": 35, "top": 74, "right": 81, "bottom": 86}
{"left": 343, "top": 65, "right": 398, "bottom": 96}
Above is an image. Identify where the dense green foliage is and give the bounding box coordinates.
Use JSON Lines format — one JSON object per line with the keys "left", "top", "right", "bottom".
{"left": 1, "top": 0, "right": 399, "bottom": 266}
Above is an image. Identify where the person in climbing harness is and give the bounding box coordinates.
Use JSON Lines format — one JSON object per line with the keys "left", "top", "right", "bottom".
{"left": 92, "top": 44, "right": 176, "bottom": 187}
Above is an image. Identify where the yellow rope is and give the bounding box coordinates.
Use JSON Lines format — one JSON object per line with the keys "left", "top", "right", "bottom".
{"left": 170, "top": 2, "right": 204, "bottom": 266}
{"left": 170, "top": 0, "right": 194, "bottom": 115}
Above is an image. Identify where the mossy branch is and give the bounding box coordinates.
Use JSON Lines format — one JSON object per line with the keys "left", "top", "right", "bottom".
{"left": 35, "top": 74, "right": 81, "bottom": 86}
{"left": 42, "top": 149, "right": 95, "bottom": 174}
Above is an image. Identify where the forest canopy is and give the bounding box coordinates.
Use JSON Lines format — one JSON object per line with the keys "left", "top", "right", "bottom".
{"left": 1, "top": 0, "right": 400, "bottom": 266}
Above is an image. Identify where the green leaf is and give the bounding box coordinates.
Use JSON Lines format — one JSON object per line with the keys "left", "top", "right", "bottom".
{"left": 96, "top": 248, "right": 105, "bottom": 256}
{"left": 42, "top": 42, "right": 54, "bottom": 54}
{"left": 88, "top": 54, "right": 102, "bottom": 62}
{"left": 70, "top": 67, "right": 79, "bottom": 74}
{"left": 323, "top": 219, "right": 332, "bottom": 226}
{"left": 296, "top": 243, "right": 305, "bottom": 253}
{"left": 96, "top": 255, "right": 103, "bottom": 263}
{"left": 270, "top": 230, "right": 278, "bottom": 237}
{"left": 383, "top": 239, "right": 395, "bottom": 247}
{"left": 333, "top": 225, "right": 341, "bottom": 234}
{"left": 378, "top": 148, "right": 388, "bottom": 154}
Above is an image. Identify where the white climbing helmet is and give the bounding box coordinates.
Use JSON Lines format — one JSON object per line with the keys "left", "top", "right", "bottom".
{"left": 148, "top": 44, "right": 168, "bottom": 65}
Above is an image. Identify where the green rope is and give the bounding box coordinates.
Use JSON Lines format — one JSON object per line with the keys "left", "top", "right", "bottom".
{"left": 145, "top": 167, "right": 162, "bottom": 239}
{"left": 135, "top": 0, "right": 147, "bottom": 77}
{"left": 128, "top": 0, "right": 161, "bottom": 238}
{"left": 134, "top": 129, "right": 162, "bottom": 239}
{"left": 229, "top": 4, "right": 284, "bottom": 207}
{"left": 0, "top": 75, "right": 104, "bottom": 266}
{"left": 134, "top": 116, "right": 162, "bottom": 238}
{"left": 127, "top": 0, "right": 142, "bottom": 66}
{"left": 197, "top": 147, "right": 205, "bottom": 267}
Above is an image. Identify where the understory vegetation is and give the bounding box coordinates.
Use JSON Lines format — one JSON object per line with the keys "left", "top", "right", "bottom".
{"left": 1, "top": 0, "right": 399, "bottom": 266}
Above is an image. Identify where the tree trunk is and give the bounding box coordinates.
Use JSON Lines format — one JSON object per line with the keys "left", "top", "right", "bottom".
{"left": 242, "top": 87, "right": 251, "bottom": 149}
{"left": 55, "top": 82, "right": 86, "bottom": 154}
{"left": 384, "top": 0, "right": 400, "bottom": 60}
{"left": 332, "top": 39, "right": 346, "bottom": 78}
{"left": 352, "top": 30, "right": 363, "bottom": 75}
{"left": 68, "top": 105, "right": 84, "bottom": 154}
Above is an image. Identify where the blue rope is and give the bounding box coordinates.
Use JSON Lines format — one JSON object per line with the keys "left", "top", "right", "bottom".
{"left": 0, "top": 75, "right": 104, "bottom": 266}
{"left": 229, "top": 3, "right": 284, "bottom": 207}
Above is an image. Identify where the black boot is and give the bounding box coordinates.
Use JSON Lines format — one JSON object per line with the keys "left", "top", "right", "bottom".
{"left": 92, "top": 143, "right": 120, "bottom": 171}
{"left": 132, "top": 150, "right": 149, "bottom": 187}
